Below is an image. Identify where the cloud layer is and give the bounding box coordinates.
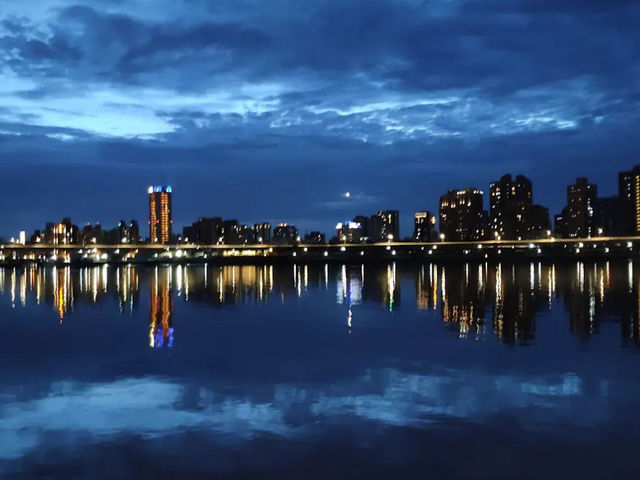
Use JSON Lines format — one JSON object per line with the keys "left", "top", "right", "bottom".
{"left": 0, "top": 0, "right": 639, "bottom": 234}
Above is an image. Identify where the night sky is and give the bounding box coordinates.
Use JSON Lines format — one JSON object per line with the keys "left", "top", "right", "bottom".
{"left": 1, "top": 0, "right": 639, "bottom": 238}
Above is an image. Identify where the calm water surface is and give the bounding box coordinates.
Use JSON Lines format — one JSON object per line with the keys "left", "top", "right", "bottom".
{"left": 1, "top": 261, "right": 640, "bottom": 479}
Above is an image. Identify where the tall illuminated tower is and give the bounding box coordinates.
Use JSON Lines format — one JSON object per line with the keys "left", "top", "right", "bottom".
{"left": 148, "top": 185, "right": 172, "bottom": 244}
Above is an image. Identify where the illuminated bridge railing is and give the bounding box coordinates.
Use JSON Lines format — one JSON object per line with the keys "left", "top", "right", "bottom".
{"left": 1, "top": 236, "right": 640, "bottom": 264}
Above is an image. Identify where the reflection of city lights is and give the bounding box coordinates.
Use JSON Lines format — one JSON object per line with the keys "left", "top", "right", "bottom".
{"left": 387, "top": 263, "right": 397, "bottom": 312}
{"left": 530, "top": 263, "right": 535, "bottom": 291}
{"left": 0, "top": 260, "right": 636, "bottom": 345}
{"left": 150, "top": 266, "right": 174, "bottom": 349}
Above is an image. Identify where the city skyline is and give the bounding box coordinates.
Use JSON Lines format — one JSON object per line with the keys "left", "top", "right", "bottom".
{"left": 1, "top": 1, "right": 639, "bottom": 237}
{"left": 8, "top": 164, "right": 640, "bottom": 245}
{"left": 2, "top": 161, "right": 638, "bottom": 240}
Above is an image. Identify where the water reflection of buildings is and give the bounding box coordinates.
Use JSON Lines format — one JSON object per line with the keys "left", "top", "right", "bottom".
{"left": 0, "top": 265, "right": 140, "bottom": 320}
{"left": 440, "top": 263, "right": 486, "bottom": 339}
{"left": 412, "top": 261, "right": 618, "bottom": 344}
{"left": 1, "top": 261, "right": 640, "bottom": 345}
{"left": 150, "top": 267, "right": 174, "bottom": 348}
{"left": 559, "top": 260, "right": 638, "bottom": 341}
{"left": 185, "top": 265, "right": 279, "bottom": 304}
{"left": 491, "top": 262, "right": 550, "bottom": 344}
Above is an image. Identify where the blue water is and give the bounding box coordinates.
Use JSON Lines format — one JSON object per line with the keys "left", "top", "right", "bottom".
{"left": 1, "top": 261, "right": 639, "bottom": 478}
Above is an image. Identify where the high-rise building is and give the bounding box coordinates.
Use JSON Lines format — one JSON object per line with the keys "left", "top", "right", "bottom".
{"left": 336, "top": 221, "right": 363, "bottom": 243}
{"left": 413, "top": 211, "right": 437, "bottom": 242}
{"left": 148, "top": 186, "right": 172, "bottom": 244}
{"left": 595, "top": 196, "right": 625, "bottom": 236}
{"left": 377, "top": 210, "right": 399, "bottom": 241}
{"left": 45, "top": 218, "right": 78, "bottom": 245}
{"left": 618, "top": 166, "right": 640, "bottom": 234}
{"left": 524, "top": 205, "right": 551, "bottom": 239}
{"left": 237, "top": 224, "right": 252, "bottom": 244}
{"left": 129, "top": 220, "right": 140, "bottom": 243}
{"left": 100, "top": 220, "right": 140, "bottom": 244}
{"left": 439, "top": 188, "right": 488, "bottom": 241}
{"left": 367, "top": 214, "right": 382, "bottom": 242}
{"left": 619, "top": 169, "right": 635, "bottom": 204}
{"left": 183, "top": 217, "right": 222, "bottom": 244}
{"left": 352, "top": 215, "right": 371, "bottom": 241}
{"left": 78, "top": 223, "right": 104, "bottom": 245}
{"left": 554, "top": 211, "right": 567, "bottom": 238}
{"left": 489, "top": 174, "right": 550, "bottom": 239}
{"left": 252, "top": 223, "right": 272, "bottom": 243}
{"left": 303, "top": 231, "right": 325, "bottom": 244}
{"left": 273, "top": 223, "right": 299, "bottom": 245}
{"left": 558, "top": 177, "right": 597, "bottom": 238}
{"left": 489, "top": 174, "right": 532, "bottom": 239}
{"left": 220, "top": 220, "right": 251, "bottom": 244}
{"left": 30, "top": 230, "right": 44, "bottom": 244}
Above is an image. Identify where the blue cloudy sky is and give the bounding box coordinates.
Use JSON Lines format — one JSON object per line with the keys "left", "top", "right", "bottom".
{"left": 0, "top": 0, "right": 639, "bottom": 237}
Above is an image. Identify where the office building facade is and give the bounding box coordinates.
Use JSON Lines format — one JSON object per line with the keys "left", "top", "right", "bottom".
{"left": 413, "top": 211, "right": 437, "bottom": 242}
{"left": 439, "top": 188, "right": 488, "bottom": 241}
{"left": 148, "top": 186, "right": 172, "bottom": 244}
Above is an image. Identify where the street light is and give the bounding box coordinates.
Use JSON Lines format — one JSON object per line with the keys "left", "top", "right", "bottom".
{"left": 440, "top": 233, "right": 445, "bottom": 242}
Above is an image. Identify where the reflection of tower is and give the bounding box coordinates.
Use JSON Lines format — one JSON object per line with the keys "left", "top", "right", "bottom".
{"left": 358, "top": 263, "right": 400, "bottom": 310}
{"left": 149, "top": 267, "right": 174, "bottom": 348}
{"left": 336, "top": 265, "right": 363, "bottom": 306}
{"left": 53, "top": 266, "right": 74, "bottom": 321}
{"left": 336, "top": 264, "right": 364, "bottom": 329}
{"left": 441, "top": 264, "right": 485, "bottom": 338}
{"left": 117, "top": 265, "right": 139, "bottom": 314}
{"left": 416, "top": 264, "right": 438, "bottom": 310}
{"left": 492, "top": 262, "right": 551, "bottom": 343}
{"left": 565, "top": 262, "right": 597, "bottom": 338}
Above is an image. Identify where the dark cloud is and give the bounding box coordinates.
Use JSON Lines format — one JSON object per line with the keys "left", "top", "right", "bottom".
{"left": 0, "top": 0, "right": 638, "bottom": 237}
{"left": 2, "top": 0, "right": 636, "bottom": 94}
